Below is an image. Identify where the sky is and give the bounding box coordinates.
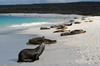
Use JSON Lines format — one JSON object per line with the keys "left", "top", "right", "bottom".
{"left": 0, "top": 0, "right": 100, "bottom": 5}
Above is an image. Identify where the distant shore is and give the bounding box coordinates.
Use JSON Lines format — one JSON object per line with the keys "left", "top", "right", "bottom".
{"left": 0, "top": 2, "right": 100, "bottom": 15}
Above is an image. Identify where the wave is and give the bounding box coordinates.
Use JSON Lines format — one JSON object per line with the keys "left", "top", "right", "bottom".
{"left": 10, "top": 21, "right": 64, "bottom": 27}
{"left": 10, "top": 22, "right": 50, "bottom": 27}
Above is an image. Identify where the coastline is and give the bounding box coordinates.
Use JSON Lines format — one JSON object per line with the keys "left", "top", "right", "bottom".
{"left": 0, "top": 13, "right": 100, "bottom": 66}
{"left": 0, "top": 13, "right": 83, "bottom": 17}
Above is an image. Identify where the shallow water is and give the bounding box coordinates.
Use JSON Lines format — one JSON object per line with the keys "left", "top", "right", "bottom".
{"left": 0, "top": 15, "right": 65, "bottom": 28}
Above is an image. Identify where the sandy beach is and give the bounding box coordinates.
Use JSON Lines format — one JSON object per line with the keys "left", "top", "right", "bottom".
{"left": 0, "top": 13, "right": 100, "bottom": 66}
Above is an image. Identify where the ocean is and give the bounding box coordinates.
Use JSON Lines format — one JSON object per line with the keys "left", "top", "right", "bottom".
{"left": 0, "top": 15, "right": 70, "bottom": 34}
{"left": 0, "top": 15, "right": 64, "bottom": 28}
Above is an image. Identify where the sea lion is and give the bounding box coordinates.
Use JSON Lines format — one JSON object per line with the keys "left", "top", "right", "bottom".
{"left": 74, "top": 22, "right": 81, "bottom": 24}
{"left": 17, "top": 43, "right": 45, "bottom": 62}
{"left": 26, "top": 36, "right": 45, "bottom": 45}
{"left": 50, "top": 25, "right": 59, "bottom": 28}
{"left": 70, "top": 29, "right": 86, "bottom": 34}
{"left": 63, "top": 23, "right": 72, "bottom": 26}
{"left": 53, "top": 29, "right": 70, "bottom": 33}
{"left": 61, "top": 29, "right": 86, "bottom": 36}
{"left": 44, "top": 39, "right": 57, "bottom": 44}
{"left": 40, "top": 27, "right": 50, "bottom": 30}
{"left": 69, "top": 20, "right": 74, "bottom": 22}
{"left": 56, "top": 25, "right": 66, "bottom": 29}
{"left": 74, "top": 17, "right": 78, "bottom": 19}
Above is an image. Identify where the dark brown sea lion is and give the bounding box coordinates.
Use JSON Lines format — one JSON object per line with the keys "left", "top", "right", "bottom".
{"left": 69, "top": 20, "right": 74, "bottom": 22}
{"left": 56, "top": 25, "right": 66, "bottom": 29}
{"left": 70, "top": 29, "right": 86, "bottom": 34}
{"left": 63, "top": 23, "right": 72, "bottom": 26}
{"left": 40, "top": 27, "right": 50, "bottom": 30}
{"left": 50, "top": 25, "right": 59, "bottom": 28}
{"left": 74, "top": 22, "right": 81, "bottom": 24}
{"left": 74, "top": 17, "right": 78, "bottom": 19}
{"left": 27, "top": 36, "right": 57, "bottom": 45}
{"left": 26, "top": 36, "right": 45, "bottom": 45}
{"left": 44, "top": 39, "right": 57, "bottom": 44}
{"left": 61, "top": 29, "right": 86, "bottom": 36}
{"left": 17, "top": 43, "right": 45, "bottom": 62}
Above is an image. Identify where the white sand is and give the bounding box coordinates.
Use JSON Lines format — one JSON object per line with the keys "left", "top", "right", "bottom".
{"left": 0, "top": 14, "right": 100, "bottom": 66}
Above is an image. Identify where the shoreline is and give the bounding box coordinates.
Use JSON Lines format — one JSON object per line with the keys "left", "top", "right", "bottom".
{"left": 0, "top": 13, "right": 84, "bottom": 17}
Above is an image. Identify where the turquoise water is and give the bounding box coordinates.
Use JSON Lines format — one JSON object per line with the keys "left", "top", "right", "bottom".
{"left": 0, "top": 16, "right": 62, "bottom": 27}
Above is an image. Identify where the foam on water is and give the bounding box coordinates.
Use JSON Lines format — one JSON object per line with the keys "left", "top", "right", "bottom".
{"left": 10, "top": 22, "right": 48, "bottom": 27}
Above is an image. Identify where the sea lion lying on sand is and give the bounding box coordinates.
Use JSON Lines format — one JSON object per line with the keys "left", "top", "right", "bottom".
{"left": 69, "top": 20, "right": 74, "bottom": 22}
{"left": 43, "top": 39, "right": 57, "bottom": 44}
{"left": 56, "top": 25, "right": 66, "bottom": 29}
{"left": 63, "top": 23, "right": 72, "bottom": 26}
{"left": 53, "top": 29, "right": 70, "bottom": 33}
{"left": 74, "top": 22, "right": 81, "bottom": 24}
{"left": 17, "top": 43, "right": 45, "bottom": 62}
{"left": 50, "top": 25, "right": 60, "bottom": 28}
{"left": 61, "top": 29, "right": 86, "bottom": 36}
{"left": 50, "top": 24, "right": 66, "bottom": 29}
{"left": 40, "top": 27, "right": 50, "bottom": 30}
{"left": 27, "top": 36, "right": 57, "bottom": 45}
{"left": 26, "top": 36, "right": 45, "bottom": 45}
{"left": 74, "top": 17, "right": 78, "bottom": 19}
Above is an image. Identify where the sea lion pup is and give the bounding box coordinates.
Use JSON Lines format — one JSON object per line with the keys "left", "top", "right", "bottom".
{"left": 63, "top": 23, "right": 72, "bottom": 26}
{"left": 26, "top": 36, "right": 45, "bottom": 45}
{"left": 74, "top": 17, "right": 78, "bottom": 19}
{"left": 50, "top": 25, "right": 59, "bottom": 28}
{"left": 56, "top": 25, "right": 66, "bottom": 29}
{"left": 44, "top": 39, "right": 57, "bottom": 44}
{"left": 53, "top": 29, "right": 70, "bottom": 33}
{"left": 74, "top": 22, "right": 81, "bottom": 24}
{"left": 17, "top": 43, "right": 45, "bottom": 62}
{"left": 40, "top": 27, "right": 50, "bottom": 30}
{"left": 60, "top": 29, "right": 86, "bottom": 36}
{"left": 69, "top": 20, "right": 74, "bottom": 22}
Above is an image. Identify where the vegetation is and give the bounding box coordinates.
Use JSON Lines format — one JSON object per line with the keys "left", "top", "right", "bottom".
{"left": 0, "top": 2, "right": 100, "bottom": 15}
